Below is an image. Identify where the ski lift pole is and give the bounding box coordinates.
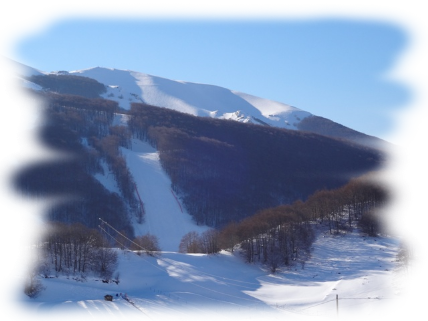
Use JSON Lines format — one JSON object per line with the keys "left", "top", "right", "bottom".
{"left": 336, "top": 294, "right": 339, "bottom": 317}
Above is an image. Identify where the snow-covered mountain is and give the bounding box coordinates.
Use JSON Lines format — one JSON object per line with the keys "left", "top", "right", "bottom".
{"left": 0, "top": 55, "right": 310, "bottom": 251}
{"left": 18, "top": 62, "right": 387, "bottom": 149}
{"left": 17, "top": 61, "right": 310, "bottom": 128}
{"left": 13, "top": 61, "right": 211, "bottom": 251}
{"left": 13, "top": 60, "right": 386, "bottom": 251}
{"left": 68, "top": 66, "right": 311, "bottom": 130}
{"left": 9, "top": 60, "right": 407, "bottom": 320}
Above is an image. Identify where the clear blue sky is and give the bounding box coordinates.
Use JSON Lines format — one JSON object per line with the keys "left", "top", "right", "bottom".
{"left": 14, "top": 18, "right": 410, "bottom": 141}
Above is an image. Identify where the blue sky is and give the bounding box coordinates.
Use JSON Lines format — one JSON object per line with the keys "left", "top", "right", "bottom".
{"left": 14, "top": 18, "right": 410, "bottom": 141}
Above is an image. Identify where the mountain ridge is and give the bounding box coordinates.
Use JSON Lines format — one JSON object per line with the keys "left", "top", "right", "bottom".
{"left": 16, "top": 60, "right": 387, "bottom": 149}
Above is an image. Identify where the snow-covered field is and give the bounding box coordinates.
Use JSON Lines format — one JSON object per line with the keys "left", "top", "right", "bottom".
{"left": 17, "top": 226, "right": 406, "bottom": 321}
{"left": 13, "top": 132, "right": 409, "bottom": 320}
{"left": 11, "top": 118, "right": 408, "bottom": 321}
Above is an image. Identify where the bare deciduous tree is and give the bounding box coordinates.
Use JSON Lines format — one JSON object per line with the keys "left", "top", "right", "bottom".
{"left": 179, "top": 231, "right": 201, "bottom": 253}
{"left": 131, "top": 234, "right": 160, "bottom": 256}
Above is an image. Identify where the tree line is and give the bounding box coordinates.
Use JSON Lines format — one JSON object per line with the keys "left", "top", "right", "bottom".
{"left": 304, "top": 174, "right": 388, "bottom": 235}
{"left": 128, "top": 103, "right": 385, "bottom": 228}
{"left": 0, "top": 82, "right": 118, "bottom": 122}
{"left": 28, "top": 74, "right": 107, "bottom": 98}
{"left": 0, "top": 220, "right": 117, "bottom": 296}
{"left": 0, "top": 126, "right": 133, "bottom": 236}
{"left": 296, "top": 115, "right": 387, "bottom": 150}
{"left": 14, "top": 92, "right": 141, "bottom": 237}
{"left": 179, "top": 173, "right": 388, "bottom": 273}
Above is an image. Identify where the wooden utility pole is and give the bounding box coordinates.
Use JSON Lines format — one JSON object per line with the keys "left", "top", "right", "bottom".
{"left": 336, "top": 294, "right": 339, "bottom": 316}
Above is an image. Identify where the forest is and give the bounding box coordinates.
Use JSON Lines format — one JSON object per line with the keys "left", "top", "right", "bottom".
{"left": 179, "top": 173, "right": 388, "bottom": 273}
{"left": 28, "top": 74, "right": 107, "bottom": 98}
{"left": 128, "top": 103, "right": 385, "bottom": 227}
{"left": 15, "top": 89, "right": 388, "bottom": 271}
{"left": 17, "top": 76, "right": 396, "bottom": 302}
{"left": 14, "top": 92, "right": 141, "bottom": 240}
{"left": 296, "top": 115, "right": 386, "bottom": 149}
{"left": 0, "top": 220, "right": 118, "bottom": 297}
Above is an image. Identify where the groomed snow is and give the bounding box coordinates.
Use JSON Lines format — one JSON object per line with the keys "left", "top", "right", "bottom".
{"left": 11, "top": 62, "right": 408, "bottom": 321}
{"left": 122, "top": 138, "right": 209, "bottom": 251}
{"left": 18, "top": 226, "right": 406, "bottom": 321}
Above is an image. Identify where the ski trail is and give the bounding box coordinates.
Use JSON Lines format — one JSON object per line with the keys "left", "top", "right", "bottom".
{"left": 122, "top": 139, "right": 209, "bottom": 251}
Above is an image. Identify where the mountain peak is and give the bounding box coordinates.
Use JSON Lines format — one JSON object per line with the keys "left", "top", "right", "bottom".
{"left": 65, "top": 66, "right": 311, "bottom": 130}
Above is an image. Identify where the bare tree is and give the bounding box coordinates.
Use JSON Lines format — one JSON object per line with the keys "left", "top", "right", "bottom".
{"left": 199, "top": 229, "right": 220, "bottom": 254}
{"left": 131, "top": 234, "right": 160, "bottom": 256}
{"left": 179, "top": 231, "right": 201, "bottom": 253}
{"left": 95, "top": 238, "right": 118, "bottom": 280}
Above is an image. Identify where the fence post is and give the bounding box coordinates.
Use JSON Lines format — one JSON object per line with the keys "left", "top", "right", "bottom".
{"left": 336, "top": 294, "right": 339, "bottom": 316}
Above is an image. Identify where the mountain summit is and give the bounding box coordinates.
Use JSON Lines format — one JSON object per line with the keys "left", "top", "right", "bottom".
{"left": 69, "top": 66, "right": 312, "bottom": 130}
{"left": 0, "top": 55, "right": 428, "bottom": 161}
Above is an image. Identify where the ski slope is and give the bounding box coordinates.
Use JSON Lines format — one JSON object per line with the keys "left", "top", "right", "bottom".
{"left": 121, "top": 138, "right": 209, "bottom": 251}
{"left": 89, "top": 113, "right": 209, "bottom": 251}
{"left": 11, "top": 112, "right": 407, "bottom": 320}
{"left": 9, "top": 61, "right": 408, "bottom": 320}
{"left": 17, "top": 226, "right": 406, "bottom": 321}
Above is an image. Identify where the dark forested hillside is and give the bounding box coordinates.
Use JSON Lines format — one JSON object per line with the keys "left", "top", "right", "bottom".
{"left": 217, "top": 173, "right": 389, "bottom": 272}
{"left": 14, "top": 89, "right": 386, "bottom": 236}
{"left": 128, "top": 103, "right": 385, "bottom": 227}
{"left": 14, "top": 92, "right": 140, "bottom": 239}
{"left": 28, "top": 74, "right": 106, "bottom": 98}
{"left": 0, "top": 126, "right": 132, "bottom": 234}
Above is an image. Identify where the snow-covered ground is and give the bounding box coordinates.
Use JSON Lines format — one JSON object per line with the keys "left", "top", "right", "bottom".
{"left": 89, "top": 113, "right": 210, "bottom": 251}
{"left": 17, "top": 226, "right": 406, "bottom": 321}
{"left": 122, "top": 138, "right": 209, "bottom": 251}
{"left": 19, "top": 115, "right": 404, "bottom": 320}
{"left": 69, "top": 66, "right": 312, "bottom": 129}
{"left": 7, "top": 61, "right": 410, "bottom": 320}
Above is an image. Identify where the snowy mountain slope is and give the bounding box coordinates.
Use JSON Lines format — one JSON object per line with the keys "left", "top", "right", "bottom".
{"left": 19, "top": 227, "right": 405, "bottom": 320}
{"left": 16, "top": 61, "right": 388, "bottom": 148}
{"left": 81, "top": 115, "right": 207, "bottom": 250}
{"left": 18, "top": 61, "right": 309, "bottom": 129}
{"left": 122, "top": 138, "right": 209, "bottom": 251}
{"left": 84, "top": 112, "right": 208, "bottom": 251}
{"left": 67, "top": 66, "right": 312, "bottom": 130}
